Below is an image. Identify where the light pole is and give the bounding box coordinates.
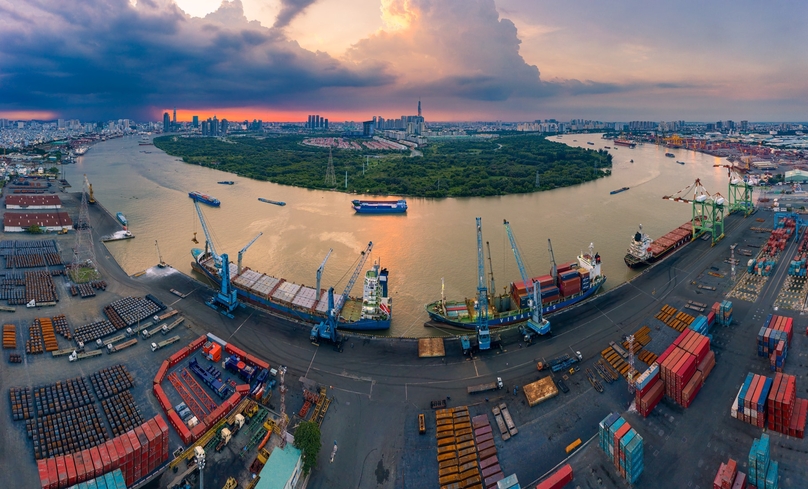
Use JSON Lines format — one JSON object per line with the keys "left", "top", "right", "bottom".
{"left": 194, "top": 446, "right": 206, "bottom": 489}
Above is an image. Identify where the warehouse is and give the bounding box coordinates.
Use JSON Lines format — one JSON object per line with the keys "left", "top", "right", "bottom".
{"left": 5, "top": 194, "right": 62, "bottom": 209}
{"left": 3, "top": 211, "right": 73, "bottom": 232}
{"left": 785, "top": 169, "right": 808, "bottom": 183}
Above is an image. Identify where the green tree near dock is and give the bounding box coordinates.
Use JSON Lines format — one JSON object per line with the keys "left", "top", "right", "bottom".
{"left": 154, "top": 134, "right": 611, "bottom": 198}
{"left": 294, "top": 420, "right": 322, "bottom": 475}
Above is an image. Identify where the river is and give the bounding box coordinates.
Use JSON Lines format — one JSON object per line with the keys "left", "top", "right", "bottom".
{"left": 74, "top": 133, "right": 732, "bottom": 337}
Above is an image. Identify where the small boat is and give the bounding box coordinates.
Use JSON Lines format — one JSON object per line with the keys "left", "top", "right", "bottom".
{"left": 116, "top": 212, "right": 128, "bottom": 226}
{"left": 676, "top": 161, "right": 685, "bottom": 165}
{"left": 604, "top": 146, "right": 611, "bottom": 149}
{"left": 610, "top": 187, "right": 630, "bottom": 195}
{"left": 665, "top": 153, "right": 675, "bottom": 158}
{"left": 258, "top": 198, "right": 286, "bottom": 206}
{"left": 352, "top": 199, "right": 407, "bottom": 214}
{"left": 587, "top": 142, "right": 595, "bottom": 145}
{"left": 218, "top": 181, "right": 235, "bottom": 185}
{"left": 188, "top": 191, "right": 221, "bottom": 207}
{"left": 630, "top": 159, "right": 634, "bottom": 163}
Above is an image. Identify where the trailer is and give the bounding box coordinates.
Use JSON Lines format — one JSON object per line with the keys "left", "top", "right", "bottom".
{"left": 52, "top": 348, "right": 77, "bottom": 357}
{"left": 491, "top": 406, "right": 510, "bottom": 441}
{"left": 0, "top": 306, "right": 16, "bottom": 312}
{"left": 153, "top": 309, "right": 179, "bottom": 322}
{"left": 68, "top": 350, "right": 102, "bottom": 362}
{"left": 498, "top": 403, "right": 518, "bottom": 436}
{"left": 537, "top": 351, "right": 582, "bottom": 372}
{"left": 107, "top": 338, "right": 137, "bottom": 353}
{"left": 151, "top": 335, "right": 181, "bottom": 352}
{"left": 100, "top": 333, "right": 127, "bottom": 347}
{"left": 140, "top": 322, "right": 163, "bottom": 339}
{"left": 132, "top": 320, "right": 153, "bottom": 335}
{"left": 466, "top": 377, "right": 504, "bottom": 394}
{"left": 162, "top": 317, "right": 185, "bottom": 335}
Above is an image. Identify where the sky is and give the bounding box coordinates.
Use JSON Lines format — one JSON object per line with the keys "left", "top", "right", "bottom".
{"left": 0, "top": 0, "right": 806, "bottom": 122}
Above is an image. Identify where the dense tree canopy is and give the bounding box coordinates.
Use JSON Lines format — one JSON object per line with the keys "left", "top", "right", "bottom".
{"left": 154, "top": 134, "right": 612, "bottom": 197}
{"left": 293, "top": 420, "right": 322, "bottom": 475}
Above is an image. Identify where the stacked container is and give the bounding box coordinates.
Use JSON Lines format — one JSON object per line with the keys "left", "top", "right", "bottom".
{"left": 634, "top": 363, "right": 663, "bottom": 417}
{"left": 732, "top": 372, "right": 807, "bottom": 438}
{"left": 658, "top": 329, "right": 713, "bottom": 408}
{"left": 787, "top": 229, "right": 808, "bottom": 276}
{"left": 689, "top": 315, "right": 709, "bottom": 335}
{"left": 712, "top": 458, "right": 738, "bottom": 489}
{"left": 748, "top": 434, "right": 779, "bottom": 489}
{"left": 558, "top": 270, "right": 581, "bottom": 297}
{"left": 65, "top": 468, "right": 127, "bottom": 489}
{"left": 598, "top": 414, "right": 643, "bottom": 485}
{"left": 757, "top": 315, "right": 793, "bottom": 372}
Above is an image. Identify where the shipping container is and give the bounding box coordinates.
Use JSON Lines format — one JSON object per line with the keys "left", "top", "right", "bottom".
{"left": 535, "top": 463, "right": 574, "bottom": 489}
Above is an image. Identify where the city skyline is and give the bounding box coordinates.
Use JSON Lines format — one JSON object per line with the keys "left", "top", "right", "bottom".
{"left": 0, "top": 0, "right": 806, "bottom": 122}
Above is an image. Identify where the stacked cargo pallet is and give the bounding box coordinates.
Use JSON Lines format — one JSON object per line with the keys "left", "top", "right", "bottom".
{"left": 471, "top": 413, "right": 505, "bottom": 489}
{"left": 655, "top": 305, "right": 694, "bottom": 332}
{"left": 713, "top": 458, "right": 747, "bottom": 489}
{"left": 756, "top": 314, "right": 793, "bottom": 372}
{"left": 36, "top": 415, "right": 169, "bottom": 489}
{"left": 731, "top": 371, "right": 807, "bottom": 438}
{"left": 3, "top": 323, "right": 16, "bottom": 348}
{"left": 36, "top": 318, "right": 60, "bottom": 352}
{"left": 597, "top": 413, "right": 643, "bottom": 484}
{"left": 434, "top": 406, "right": 483, "bottom": 489}
{"left": 656, "top": 329, "right": 714, "bottom": 408}
{"left": 748, "top": 434, "right": 779, "bottom": 489}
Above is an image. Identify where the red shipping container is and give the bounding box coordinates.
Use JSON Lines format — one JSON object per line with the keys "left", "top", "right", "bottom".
{"left": 656, "top": 344, "right": 677, "bottom": 371}
{"left": 73, "top": 452, "right": 86, "bottom": 483}
{"left": 55, "top": 455, "right": 68, "bottom": 488}
{"left": 46, "top": 458, "right": 58, "bottom": 489}
{"left": 191, "top": 422, "right": 206, "bottom": 441}
{"left": 113, "top": 437, "right": 127, "bottom": 468}
{"left": 98, "top": 442, "right": 111, "bottom": 474}
{"left": 81, "top": 449, "right": 94, "bottom": 480}
{"left": 707, "top": 310, "right": 716, "bottom": 325}
{"left": 37, "top": 459, "right": 51, "bottom": 489}
{"left": 120, "top": 434, "right": 134, "bottom": 481}
{"left": 535, "top": 463, "right": 567, "bottom": 487}
{"left": 105, "top": 440, "right": 119, "bottom": 472}
{"left": 640, "top": 381, "right": 665, "bottom": 417}
{"left": 189, "top": 335, "right": 207, "bottom": 351}
{"left": 154, "top": 414, "right": 169, "bottom": 442}
{"left": 128, "top": 430, "right": 142, "bottom": 481}
{"left": 147, "top": 419, "right": 165, "bottom": 457}
{"left": 673, "top": 329, "right": 690, "bottom": 347}
{"left": 683, "top": 371, "right": 703, "bottom": 407}
{"left": 90, "top": 446, "right": 103, "bottom": 479}
{"left": 65, "top": 453, "right": 77, "bottom": 486}
{"left": 154, "top": 360, "right": 169, "bottom": 384}
{"left": 730, "top": 471, "right": 746, "bottom": 489}
{"left": 224, "top": 343, "right": 247, "bottom": 358}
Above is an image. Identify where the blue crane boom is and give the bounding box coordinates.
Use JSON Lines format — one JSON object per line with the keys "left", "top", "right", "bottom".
{"left": 193, "top": 200, "right": 238, "bottom": 315}
{"left": 237, "top": 232, "right": 263, "bottom": 275}
{"left": 461, "top": 218, "right": 491, "bottom": 352}
{"left": 316, "top": 248, "right": 333, "bottom": 295}
{"left": 194, "top": 200, "right": 220, "bottom": 265}
{"left": 503, "top": 220, "right": 550, "bottom": 336}
{"left": 311, "top": 242, "right": 373, "bottom": 344}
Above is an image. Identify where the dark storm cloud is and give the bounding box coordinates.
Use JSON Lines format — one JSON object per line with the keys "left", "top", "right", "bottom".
{"left": 0, "top": 0, "right": 392, "bottom": 119}
{"left": 273, "top": 0, "right": 319, "bottom": 28}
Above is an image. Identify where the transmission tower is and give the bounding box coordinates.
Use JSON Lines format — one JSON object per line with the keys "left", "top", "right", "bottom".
{"left": 73, "top": 175, "right": 97, "bottom": 271}
{"left": 325, "top": 148, "right": 336, "bottom": 187}
{"left": 627, "top": 334, "right": 636, "bottom": 395}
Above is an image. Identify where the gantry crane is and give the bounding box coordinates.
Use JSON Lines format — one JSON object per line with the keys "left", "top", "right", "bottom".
{"left": 663, "top": 178, "right": 726, "bottom": 246}
{"left": 237, "top": 232, "right": 262, "bottom": 275}
{"left": 192, "top": 200, "right": 238, "bottom": 316}
{"left": 310, "top": 242, "right": 373, "bottom": 346}
{"left": 316, "top": 249, "right": 333, "bottom": 295}
{"left": 504, "top": 220, "right": 550, "bottom": 340}
{"left": 725, "top": 168, "right": 755, "bottom": 217}
{"left": 461, "top": 218, "right": 492, "bottom": 354}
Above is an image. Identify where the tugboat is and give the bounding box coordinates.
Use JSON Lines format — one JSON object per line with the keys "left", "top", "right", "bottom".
{"left": 218, "top": 181, "right": 235, "bottom": 185}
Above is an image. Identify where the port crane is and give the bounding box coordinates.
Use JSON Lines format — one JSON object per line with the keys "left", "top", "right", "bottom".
{"left": 460, "top": 218, "right": 492, "bottom": 354}
{"left": 192, "top": 200, "right": 238, "bottom": 316}
{"left": 310, "top": 242, "right": 373, "bottom": 347}
{"left": 237, "top": 232, "right": 262, "bottom": 275}
{"left": 485, "top": 242, "right": 495, "bottom": 293}
{"left": 663, "top": 178, "right": 725, "bottom": 246}
{"left": 316, "top": 248, "right": 333, "bottom": 295}
{"left": 548, "top": 238, "right": 558, "bottom": 281}
{"left": 155, "top": 240, "right": 167, "bottom": 268}
{"left": 503, "top": 220, "right": 550, "bottom": 340}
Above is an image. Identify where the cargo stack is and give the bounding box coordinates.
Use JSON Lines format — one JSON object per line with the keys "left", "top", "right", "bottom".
{"left": 65, "top": 468, "right": 127, "bottom": 489}
{"left": 712, "top": 458, "right": 744, "bottom": 489}
{"left": 535, "top": 464, "right": 573, "bottom": 489}
{"left": 756, "top": 315, "right": 793, "bottom": 372}
{"left": 597, "top": 414, "right": 643, "bottom": 485}
{"left": 657, "top": 329, "right": 714, "bottom": 408}
{"left": 711, "top": 300, "right": 733, "bottom": 327}
{"left": 557, "top": 269, "right": 580, "bottom": 297}
{"left": 766, "top": 373, "right": 807, "bottom": 438}
{"left": 748, "top": 434, "right": 779, "bottom": 489}
{"left": 688, "top": 314, "right": 709, "bottom": 335}
{"left": 787, "top": 229, "right": 808, "bottom": 276}
{"left": 634, "top": 363, "right": 663, "bottom": 417}
{"left": 732, "top": 373, "right": 772, "bottom": 428}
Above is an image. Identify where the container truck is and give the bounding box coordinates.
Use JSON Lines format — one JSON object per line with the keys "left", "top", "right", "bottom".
{"left": 141, "top": 323, "right": 164, "bottom": 339}
{"left": 466, "top": 377, "right": 504, "bottom": 394}
{"left": 537, "top": 351, "right": 583, "bottom": 371}
{"left": 107, "top": 338, "right": 137, "bottom": 353}
{"left": 52, "top": 348, "right": 77, "bottom": 357}
{"left": 153, "top": 309, "right": 179, "bottom": 322}
{"left": 99, "top": 333, "right": 126, "bottom": 347}
{"left": 151, "top": 335, "right": 181, "bottom": 351}
{"left": 68, "top": 350, "right": 102, "bottom": 362}
{"left": 162, "top": 317, "right": 184, "bottom": 335}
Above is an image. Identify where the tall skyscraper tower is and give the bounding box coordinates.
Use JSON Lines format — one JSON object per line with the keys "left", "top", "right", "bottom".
{"left": 173, "top": 107, "right": 177, "bottom": 124}
{"left": 192, "top": 115, "right": 199, "bottom": 128}
{"left": 163, "top": 112, "right": 170, "bottom": 132}
{"left": 418, "top": 100, "right": 421, "bottom": 117}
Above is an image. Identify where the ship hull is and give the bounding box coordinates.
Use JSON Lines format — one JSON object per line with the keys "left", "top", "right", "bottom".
{"left": 624, "top": 229, "right": 692, "bottom": 269}
{"left": 191, "top": 259, "right": 391, "bottom": 331}
{"left": 425, "top": 278, "right": 604, "bottom": 330}
{"left": 189, "top": 192, "right": 221, "bottom": 207}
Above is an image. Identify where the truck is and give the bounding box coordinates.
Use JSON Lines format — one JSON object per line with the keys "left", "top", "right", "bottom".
{"left": 99, "top": 333, "right": 126, "bottom": 347}
{"left": 68, "top": 350, "right": 102, "bottom": 362}
{"left": 537, "top": 351, "right": 583, "bottom": 372}
{"left": 107, "top": 338, "right": 137, "bottom": 353}
{"left": 132, "top": 321, "right": 153, "bottom": 336}
{"left": 162, "top": 317, "right": 184, "bottom": 335}
{"left": 52, "top": 348, "right": 78, "bottom": 357}
{"left": 153, "top": 309, "right": 179, "bottom": 322}
{"left": 141, "top": 323, "right": 164, "bottom": 339}
{"left": 151, "top": 335, "right": 181, "bottom": 352}
{"left": 466, "top": 377, "right": 504, "bottom": 394}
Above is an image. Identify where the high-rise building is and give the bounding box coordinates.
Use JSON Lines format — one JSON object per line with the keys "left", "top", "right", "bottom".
{"left": 324, "top": 119, "right": 328, "bottom": 130}
{"left": 740, "top": 120, "right": 749, "bottom": 132}
{"left": 315, "top": 115, "right": 320, "bottom": 129}
{"left": 418, "top": 100, "right": 421, "bottom": 117}
{"left": 212, "top": 116, "right": 219, "bottom": 136}
{"left": 57, "top": 119, "right": 65, "bottom": 129}
{"left": 163, "top": 112, "right": 170, "bottom": 132}
{"left": 192, "top": 115, "right": 199, "bottom": 128}
{"left": 173, "top": 107, "right": 177, "bottom": 125}
{"left": 307, "top": 115, "right": 313, "bottom": 129}
{"left": 201, "top": 120, "right": 209, "bottom": 136}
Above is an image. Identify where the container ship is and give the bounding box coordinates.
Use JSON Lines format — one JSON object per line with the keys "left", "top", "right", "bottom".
{"left": 610, "top": 187, "right": 630, "bottom": 195}
{"left": 665, "top": 152, "right": 675, "bottom": 158}
{"left": 425, "top": 246, "right": 605, "bottom": 329}
{"left": 190, "top": 250, "right": 392, "bottom": 331}
{"left": 614, "top": 139, "right": 636, "bottom": 148}
{"left": 352, "top": 199, "right": 407, "bottom": 214}
{"left": 188, "top": 191, "right": 221, "bottom": 207}
{"left": 258, "top": 198, "right": 286, "bottom": 206}
{"left": 116, "top": 212, "right": 128, "bottom": 227}
{"left": 624, "top": 222, "right": 693, "bottom": 268}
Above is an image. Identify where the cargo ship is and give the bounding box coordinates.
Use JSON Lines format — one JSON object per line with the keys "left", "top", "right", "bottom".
{"left": 188, "top": 191, "right": 221, "bottom": 207}
{"left": 610, "top": 187, "right": 630, "bottom": 195}
{"left": 116, "top": 212, "right": 128, "bottom": 227}
{"left": 587, "top": 142, "right": 595, "bottom": 145}
{"left": 665, "top": 153, "right": 675, "bottom": 158}
{"left": 218, "top": 181, "right": 235, "bottom": 185}
{"left": 425, "top": 246, "right": 605, "bottom": 329}
{"left": 352, "top": 199, "right": 407, "bottom": 214}
{"left": 624, "top": 222, "right": 694, "bottom": 268}
{"left": 676, "top": 161, "right": 685, "bottom": 165}
{"left": 614, "top": 139, "right": 636, "bottom": 148}
{"left": 190, "top": 250, "right": 392, "bottom": 331}
{"left": 258, "top": 198, "right": 286, "bottom": 206}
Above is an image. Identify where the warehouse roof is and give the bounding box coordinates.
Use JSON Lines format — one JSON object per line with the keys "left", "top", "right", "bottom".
{"left": 254, "top": 444, "right": 301, "bottom": 489}
{"left": 5, "top": 195, "right": 62, "bottom": 206}
{"left": 4, "top": 211, "right": 73, "bottom": 227}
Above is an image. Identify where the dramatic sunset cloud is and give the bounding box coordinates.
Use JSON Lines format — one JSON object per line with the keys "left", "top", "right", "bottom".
{"left": 0, "top": 0, "right": 806, "bottom": 121}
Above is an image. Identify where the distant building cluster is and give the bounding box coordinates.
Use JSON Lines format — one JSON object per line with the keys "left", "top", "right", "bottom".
{"left": 306, "top": 115, "right": 329, "bottom": 130}
{"left": 201, "top": 116, "right": 229, "bottom": 137}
